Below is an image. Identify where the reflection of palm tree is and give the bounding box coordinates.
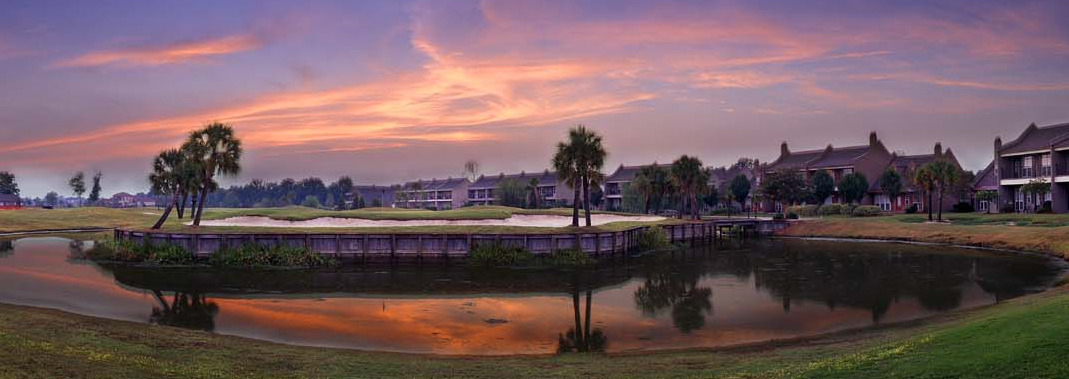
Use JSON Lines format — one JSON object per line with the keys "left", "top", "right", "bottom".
{"left": 633, "top": 273, "right": 714, "bottom": 334}
{"left": 150, "top": 290, "right": 219, "bottom": 331}
{"left": 558, "top": 289, "right": 607, "bottom": 353}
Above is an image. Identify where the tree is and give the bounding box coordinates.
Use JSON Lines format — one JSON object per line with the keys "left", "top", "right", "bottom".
{"left": 0, "top": 171, "right": 19, "bottom": 196}
{"left": 68, "top": 172, "right": 86, "bottom": 206}
{"left": 1021, "top": 179, "right": 1051, "bottom": 213}
{"left": 45, "top": 191, "right": 59, "bottom": 206}
{"left": 630, "top": 174, "right": 654, "bottom": 214}
{"left": 975, "top": 190, "right": 998, "bottom": 214}
{"left": 148, "top": 149, "right": 188, "bottom": 229}
{"left": 572, "top": 126, "right": 608, "bottom": 226}
{"left": 914, "top": 165, "right": 937, "bottom": 222}
{"left": 300, "top": 195, "right": 321, "bottom": 208}
{"left": 183, "top": 122, "right": 242, "bottom": 226}
{"left": 553, "top": 128, "right": 584, "bottom": 227}
{"left": 759, "top": 168, "right": 809, "bottom": 215}
{"left": 462, "top": 160, "right": 480, "bottom": 182}
{"left": 669, "top": 155, "right": 708, "bottom": 220}
{"left": 810, "top": 170, "right": 834, "bottom": 206}
{"left": 324, "top": 193, "right": 336, "bottom": 209}
{"left": 878, "top": 169, "right": 903, "bottom": 211}
{"left": 729, "top": 174, "right": 752, "bottom": 216}
{"left": 336, "top": 176, "right": 354, "bottom": 210}
{"left": 837, "top": 173, "right": 869, "bottom": 204}
{"left": 926, "top": 161, "right": 958, "bottom": 221}
{"left": 525, "top": 178, "right": 541, "bottom": 209}
{"left": 88, "top": 171, "right": 103, "bottom": 203}
{"left": 495, "top": 178, "right": 527, "bottom": 208}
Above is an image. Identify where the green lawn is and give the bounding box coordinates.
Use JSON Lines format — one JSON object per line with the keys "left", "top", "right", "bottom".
{"left": 0, "top": 206, "right": 681, "bottom": 235}
{"left": 1, "top": 286, "right": 1066, "bottom": 378}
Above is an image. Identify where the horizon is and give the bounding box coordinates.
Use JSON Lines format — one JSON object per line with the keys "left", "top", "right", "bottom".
{"left": 3, "top": 0, "right": 1069, "bottom": 198}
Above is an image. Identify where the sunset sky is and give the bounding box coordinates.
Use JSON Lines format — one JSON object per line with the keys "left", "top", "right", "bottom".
{"left": 2, "top": 0, "right": 1069, "bottom": 197}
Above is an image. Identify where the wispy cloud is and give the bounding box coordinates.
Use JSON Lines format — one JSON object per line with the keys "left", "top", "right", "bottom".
{"left": 52, "top": 33, "right": 263, "bottom": 68}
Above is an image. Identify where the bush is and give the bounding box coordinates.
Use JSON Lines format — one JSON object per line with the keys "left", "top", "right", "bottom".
{"left": 468, "top": 242, "right": 533, "bottom": 267}
{"left": 904, "top": 203, "right": 919, "bottom": 214}
{"left": 209, "top": 243, "right": 336, "bottom": 268}
{"left": 786, "top": 205, "right": 818, "bottom": 217}
{"left": 1001, "top": 203, "right": 1016, "bottom": 213}
{"left": 786, "top": 212, "right": 799, "bottom": 219}
{"left": 548, "top": 249, "right": 595, "bottom": 267}
{"left": 951, "top": 202, "right": 975, "bottom": 213}
{"left": 1040, "top": 201, "right": 1053, "bottom": 214}
{"left": 840, "top": 203, "right": 858, "bottom": 216}
{"left": 85, "top": 239, "right": 191, "bottom": 264}
{"left": 851, "top": 205, "right": 882, "bottom": 217}
{"left": 636, "top": 225, "right": 672, "bottom": 251}
{"left": 818, "top": 204, "right": 842, "bottom": 216}
{"left": 772, "top": 213, "right": 785, "bottom": 220}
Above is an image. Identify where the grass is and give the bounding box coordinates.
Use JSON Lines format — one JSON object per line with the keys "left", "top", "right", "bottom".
{"left": 0, "top": 206, "right": 682, "bottom": 235}
{"left": 781, "top": 213, "right": 1069, "bottom": 260}
{"left": 1, "top": 285, "right": 1067, "bottom": 378}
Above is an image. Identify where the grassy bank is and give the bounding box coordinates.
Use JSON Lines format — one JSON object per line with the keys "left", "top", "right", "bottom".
{"left": 0, "top": 206, "right": 681, "bottom": 235}
{"left": 780, "top": 214, "right": 1069, "bottom": 260}
{"left": 1, "top": 286, "right": 1067, "bottom": 378}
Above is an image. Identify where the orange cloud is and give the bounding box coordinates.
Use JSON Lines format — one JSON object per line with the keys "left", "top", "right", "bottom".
{"left": 52, "top": 33, "right": 262, "bottom": 67}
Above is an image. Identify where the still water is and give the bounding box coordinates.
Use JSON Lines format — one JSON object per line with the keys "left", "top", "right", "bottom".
{"left": 0, "top": 236, "right": 1063, "bottom": 355}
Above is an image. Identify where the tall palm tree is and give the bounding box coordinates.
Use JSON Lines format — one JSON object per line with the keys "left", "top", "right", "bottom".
{"left": 914, "top": 166, "right": 937, "bottom": 222}
{"left": 928, "top": 160, "right": 958, "bottom": 222}
{"left": 526, "top": 178, "right": 541, "bottom": 209}
{"left": 183, "top": 122, "right": 242, "bottom": 226}
{"left": 670, "top": 155, "right": 707, "bottom": 220}
{"left": 148, "top": 149, "right": 186, "bottom": 229}
{"left": 553, "top": 139, "right": 582, "bottom": 227}
{"left": 631, "top": 174, "right": 654, "bottom": 214}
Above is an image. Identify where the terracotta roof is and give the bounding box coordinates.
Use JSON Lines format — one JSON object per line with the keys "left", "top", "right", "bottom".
{"left": 999, "top": 122, "right": 1069, "bottom": 155}
{"left": 469, "top": 170, "right": 560, "bottom": 189}
{"left": 605, "top": 163, "right": 671, "bottom": 183}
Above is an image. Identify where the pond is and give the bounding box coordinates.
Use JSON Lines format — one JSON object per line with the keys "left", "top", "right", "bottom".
{"left": 0, "top": 236, "right": 1064, "bottom": 355}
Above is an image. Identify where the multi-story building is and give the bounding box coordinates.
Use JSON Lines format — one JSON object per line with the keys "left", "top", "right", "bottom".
{"left": 466, "top": 170, "right": 573, "bottom": 207}
{"left": 603, "top": 163, "right": 672, "bottom": 211}
{"left": 708, "top": 164, "right": 757, "bottom": 210}
{"left": 991, "top": 122, "right": 1069, "bottom": 213}
{"left": 761, "top": 132, "right": 893, "bottom": 210}
{"left": 869, "top": 143, "right": 963, "bottom": 213}
{"left": 393, "top": 177, "right": 470, "bottom": 210}
{"left": 348, "top": 185, "right": 396, "bottom": 208}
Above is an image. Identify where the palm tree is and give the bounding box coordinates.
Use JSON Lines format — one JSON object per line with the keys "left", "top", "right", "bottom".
{"left": 148, "top": 149, "right": 186, "bottom": 229}
{"left": 526, "top": 178, "right": 541, "bottom": 209}
{"left": 914, "top": 165, "right": 937, "bottom": 222}
{"left": 553, "top": 139, "right": 582, "bottom": 227}
{"left": 631, "top": 174, "right": 654, "bottom": 214}
{"left": 928, "top": 160, "right": 958, "bottom": 222}
{"left": 570, "top": 125, "right": 607, "bottom": 226}
{"left": 670, "top": 155, "right": 707, "bottom": 220}
{"left": 183, "top": 122, "right": 242, "bottom": 226}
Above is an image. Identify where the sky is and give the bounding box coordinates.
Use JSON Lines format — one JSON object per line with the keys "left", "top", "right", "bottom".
{"left": 2, "top": 0, "right": 1069, "bottom": 198}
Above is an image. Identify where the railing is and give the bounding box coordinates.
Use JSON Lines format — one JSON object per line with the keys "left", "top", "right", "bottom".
{"left": 114, "top": 219, "right": 788, "bottom": 259}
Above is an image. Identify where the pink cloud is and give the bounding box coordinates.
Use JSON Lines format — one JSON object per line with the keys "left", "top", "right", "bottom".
{"left": 52, "top": 33, "right": 263, "bottom": 68}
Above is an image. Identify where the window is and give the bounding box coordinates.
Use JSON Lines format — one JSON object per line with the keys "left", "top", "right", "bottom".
{"left": 1022, "top": 156, "right": 1034, "bottom": 178}
{"left": 978, "top": 200, "right": 989, "bottom": 211}
{"left": 876, "top": 194, "right": 891, "bottom": 212}
{"left": 1015, "top": 190, "right": 1025, "bottom": 212}
{"left": 1041, "top": 154, "right": 1052, "bottom": 176}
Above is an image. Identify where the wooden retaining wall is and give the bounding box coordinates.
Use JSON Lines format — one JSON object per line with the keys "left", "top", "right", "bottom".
{"left": 114, "top": 219, "right": 787, "bottom": 259}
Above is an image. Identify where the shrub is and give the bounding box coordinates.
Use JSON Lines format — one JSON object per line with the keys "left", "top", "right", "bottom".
{"left": 951, "top": 202, "right": 975, "bottom": 213}
{"left": 548, "top": 249, "right": 595, "bottom": 267}
{"left": 786, "top": 205, "right": 818, "bottom": 217}
{"left": 85, "top": 239, "right": 190, "bottom": 264}
{"left": 851, "top": 205, "right": 882, "bottom": 217}
{"left": 840, "top": 203, "right": 858, "bottom": 216}
{"left": 149, "top": 243, "right": 193, "bottom": 265}
{"left": 1001, "top": 203, "right": 1016, "bottom": 213}
{"left": 636, "top": 225, "right": 672, "bottom": 251}
{"left": 1040, "top": 201, "right": 1053, "bottom": 214}
{"left": 772, "top": 213, "right": 785, "bottom": 220}
{"left": 819, "top": 204, "right": 842, "bottom": 216}
{"left": 209, "top": 243, "right": 336, "bottom": 268}
{"left": 786, "top": 212, "right": 799, "bottom": 219}
{"left": 904, "top": 203, "right": 919, "bottom": 214}
{"left": 468, "top": 242, "right": 533, "bottom": 267}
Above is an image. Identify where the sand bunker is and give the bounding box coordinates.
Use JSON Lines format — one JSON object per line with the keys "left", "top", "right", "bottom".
{"left": 195, "top": 214, "right": 665, "bottom": 228}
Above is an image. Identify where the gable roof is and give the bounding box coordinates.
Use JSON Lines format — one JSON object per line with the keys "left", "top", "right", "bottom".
{"left": 972, "top": 160, "right": 998, "bottom": 190}
{"left": 400, "top": 177, "right": 468, "bottom": 191}
{"left": 469, "top": 170, "right": 560, "bottom": 189}
{"left": 766, "top": 132, "right": 888, "bottom": 172}
{"left": 605, "top": 163, "right": 671, "bottom": 183}
{"left": 806, "top": 145, "right": 871, "bottom": 169}
{"left": 999, "top": 122, "right": 1069, "bottom": 155}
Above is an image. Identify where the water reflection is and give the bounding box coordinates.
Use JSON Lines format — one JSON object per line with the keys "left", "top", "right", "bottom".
{"left": 0, "top": 236, "right": 1063, "bottom": 355}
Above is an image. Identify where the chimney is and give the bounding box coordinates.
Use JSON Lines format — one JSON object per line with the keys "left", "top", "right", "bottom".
{"left": 869, "top": 131, "right": 878, "bottom": 146}
{"left": 994, "top": 137, "right": 1002, "bottom": 151}
{"left": 780, "top": 141, "right": 789, "bottom": 157}
{"left": 934, "top": 142, "right": 943, "bottom": 157}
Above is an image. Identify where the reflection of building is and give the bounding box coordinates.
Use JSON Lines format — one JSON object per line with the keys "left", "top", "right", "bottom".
{"left": 466, "top": 170, "right": 573, "bottom": 207}
{"left": 393, "top": 178, "right": 470, "bottom": 210}
{"left": 990, "top": 122, "right": 1069, "bottom": 213}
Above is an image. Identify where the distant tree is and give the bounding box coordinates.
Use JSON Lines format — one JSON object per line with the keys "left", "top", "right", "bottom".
{"left": 495, "top": 178, "right": 527, "bottom": 208}
{"left": 335, "top": 176, "right": 354, "bottom": 209}
{"left": 279, "top": 191, "right": 297, "bottom": 206}
{"left": 620, "top": 183, "right": 644, "bottom": 213}
{"left": 630, "top": 174, "right": 654, "bottom": 214}
{"left": 325, "top": 193, "right": 336, "bottom": 209}
{"left": 68, "top": 172, "right": 86, "bottom": 206}
{"left": 914, "top": 166, "right": 937, "bottom": 221}
{"left": 0, "top": 171, "right": 20, "bottom": 195}
{"left": 926, "top": 161, "right": 958, "bottom": 221}
{"left": 463, "top": 160, "right": 480, "bottom": 182}
{"left": 950, "top": 169, "right": 975, "bottom": 200}
{"left": 837, "top": 173, "right": 869, "bottom": 204}
{"left": 300, "top": 195, "right": 321, "bottom": 208}
{"left": 44, "top": 191, "right": 59, "bottom": 206}
{"left": 525, "top": 178, "right": 541, "bottom": 209}
{"left": 369, "top": 198, "right": 380, "bottom": 208}
{"left": 810, "top": 170, "right": 834, "bottom": 206}
{"left": 589, "top": 184, "right": 604, "bottom": 210}
{"left": 731, "top": 158, "right": 757, "bottom": 171}
{"left": 729, "top": 174, "right": 751, "bottom": 215}
{"left": 975, "top": 190, "right": 998, "bottom": 214}
{"left": 878, "top": 169, "right": 903, "bottom": 210}
{"left": 669, "top": 155, "right": 708, "bottom": 220}
{"left": 759, "top": 168, "right": 809, "bottom": 215}
{"left": 1021, "top": 179, "right": 1051, "bottom": 213}
{"left": 87, "top": 171, "right": 103, "bottom": 203}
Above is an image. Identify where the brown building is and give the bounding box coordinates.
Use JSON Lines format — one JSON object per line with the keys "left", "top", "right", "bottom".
{"left": 467, "top": 170, "right": 573, "bottom": 207}
{"left": 869, "top": 143, "right": 963, "bottom": 213}
{"left": 603, "top": 163, "right": 672, "bottom": 211}
{"left": 991, "top": 122, "right": 1069, "bottom": 213}
{"left": 394, "top": 177, "right": 470, "bottom": 210}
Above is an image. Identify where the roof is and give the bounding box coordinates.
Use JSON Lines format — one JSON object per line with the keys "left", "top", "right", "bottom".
{"left": 999, "top": 122, "right": 1069, "bottom": 155}
{"left": 353, "top": 185, "right": 395, "bottom": 201}
{"left": 111, "top": 192, "right": 133, "bottom": 198}
{"left": 806, "top": 145, "right": 871, "bottom": 169}
{"left": 605, "top": 163, "right": 672, "bottom": 183}
{"left": 469, "top": 170, "right": 560, "bottom": 189}
{"left": 0, "top": 194, "right": 20, "bottom": 202}
{"left": 709, "top": 166, "right": 754, "bottom": 186}
{"left": 972, "top": 160, "right": 998, "bottom": 190}
{"left": 400, "top": 177, "right": 468, "bottom": 191}
{"left": 767, "top": 150, "right": 822, "bottom": 170}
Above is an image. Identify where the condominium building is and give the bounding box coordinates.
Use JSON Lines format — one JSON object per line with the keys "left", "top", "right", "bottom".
{"left": 466, "top": 170, "right": 573, "bottom": 207}
{"left": 393, "top": 177, "right": 470, "bottom": 210}
{"left": 991, "top": 122, "right": 1069, "bottom": 213}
